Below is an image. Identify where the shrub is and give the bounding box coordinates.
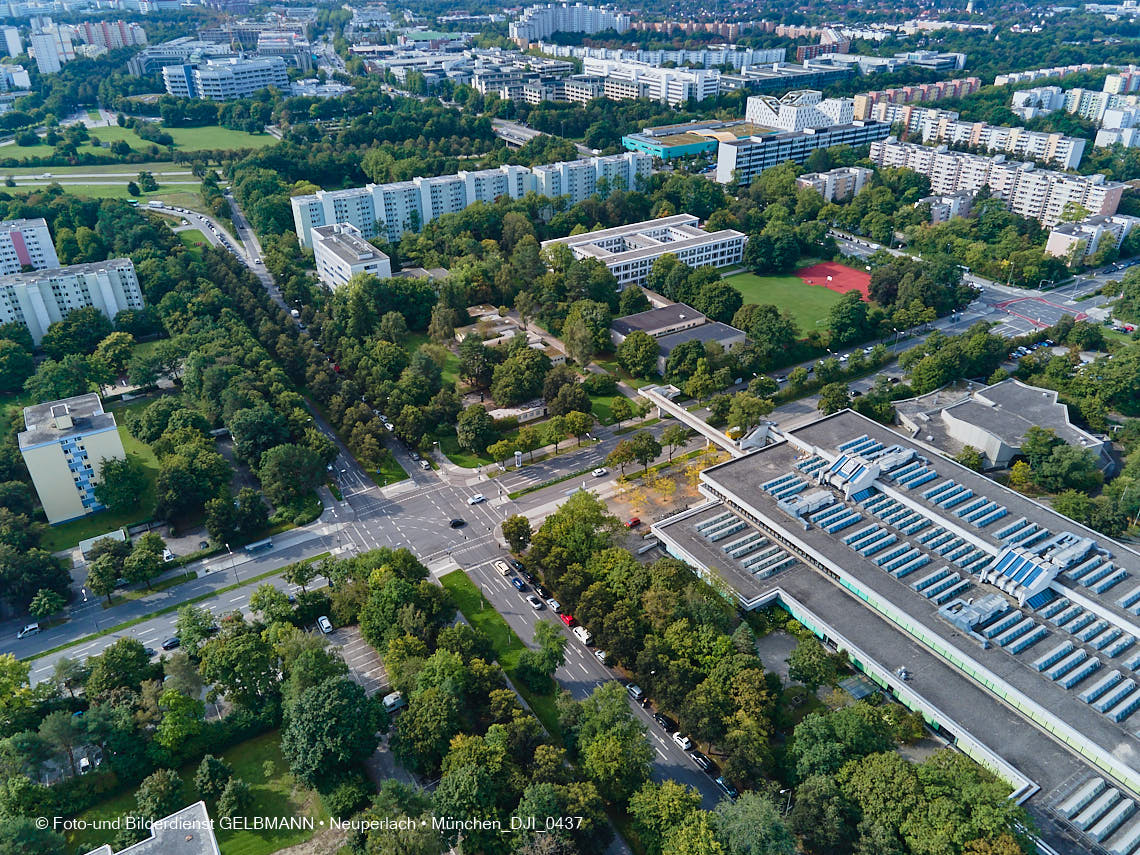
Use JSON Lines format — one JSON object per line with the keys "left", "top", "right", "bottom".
{"left": 321, "top": 773, "right": 373, "bottom": 819}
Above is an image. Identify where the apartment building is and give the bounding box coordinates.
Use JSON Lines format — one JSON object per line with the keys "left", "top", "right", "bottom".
{"left": 536, "top": 42, "right": 785, "bottom": 69}
{"left": 918, "top": 192, "right": 975, "bottom": 223}
{"left": 864, "top": 102, "right": 960, "bottom": 136}
{"left": 581, "top": 58, "right": 720, "bottom": 105}
{"left": 311, "top": 223, "right": 392, "bottom": 289}
{"left": 18, "top": 393, "right": 125, "bottom": 525}
{"left": 163, "top": 56, "right": 288, "bottom": 100}
{"left": 1045, "top": 214, "right": 1140, "bottom": 262}
{"left": 2, "top": 26, "right": 21, "bottom": 57}
{"left": 0, "top": 217, "right": 58, "bottom": 274}
{"left": 796, "top": 166, "right": 872, "bottom": 202}
{"left": 745, "top": 90, "right": 854, "bottom": 132}
{"left": 920, "top": 118, "right": 1086, "bottom": 170}
{"left": 0, "top": 258, "right": 143, "bottom": 344}
{"left": 852, "top": 77, "right": 983, "bottom": 121}
{"left": 994, "top": 63, "right": 1116, "bottom": 86}
{"left": 29, "top": 31, "right": 62, "bottom": 72}
{"left": 1011, "top": 86, "right": 1066, "bottom": 121}
{"left": 509, "top": 3, "right": 629, "bottom": 44}
{"left": 291, "top": 153, "right": 652, "bottom": 247}
{"left": 717, "top": 122, "right": 890, "bottom": 185}
{"left": 541, "top": 214, "right": 746, "bottom": 288}
{"left": 73, "top": 20, "right": 147, "bottom": 49}
{"left": 868, "top": 139, "right": 1126, "bottom": 227}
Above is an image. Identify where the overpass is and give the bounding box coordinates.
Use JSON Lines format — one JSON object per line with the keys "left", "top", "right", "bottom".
{"left": 638, "top": 385, "right": 750, "bottom": 458}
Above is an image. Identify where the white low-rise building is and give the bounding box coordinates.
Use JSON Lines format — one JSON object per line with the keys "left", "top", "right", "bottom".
{"left": 0, "top": 258, "right": 142, "bottom": 344}
{"left": 541, "top": 214, "right": 746, "bottom": 288}
{"left": 311, "top": 223, "right": 391, "bottom": 289}
{"left": 1045, "top": 214, "right": 1140, "bottom": 262}
{"left": 917, "top": 192, "right": 975, "bottom": 223}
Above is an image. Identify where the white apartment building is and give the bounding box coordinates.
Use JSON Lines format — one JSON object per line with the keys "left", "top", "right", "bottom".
{"left": 717, "top": 122, "right": 890, "bottom": 185}
{"left": 994, "top": 63, "right": 1115, "bottom": 86}
{"left": 18, "top": 393, "right": 126, "bottom": 524}
{"left": 864, "top": 103, "right": 960, "bottom": 136}
{"left": 920, "top": 118, "right": 1086, "bottom": 170}
{"left": 0, "top": 217, "right": 58, "bottom": 274}
{"left": 1096, "top": 126, "right": 1140, "bottom": 149}
{"left": 1010, "top": 86, "right": 1066, "bottom": 121}
{"left": 29, "top": 31, "right": 62, "bottom": 73}
{"left": 745, "top": 90, "right": 854, "bottom": 132}
{"left": 536, "top": 42, "right": 785, "bottom": 69}
{"left": 540, "top": 214, "right": 746, "bottom": 288}
{"left": 796, "top": 166, "right": 872, "bottom": 202}
{"left": 918, "top": 191, "right": 975, "bottom": 223}
{"left": 163, "top": 56, "right": 288, "bottom": 100}
{"left": 0, "top": 258, "right": 143, "bottom": 344}
{"left": 311, "top": 223, "right": 392, "bottom": 289}
{"left": 291, "top": 153, "right": 652, "bottom": 247}
{"left": 868, "top": 139, "right": 1126, "bottom": 227}
{"left": 2, "top": 26, "right": 21, "bottom": 58}
{"left": 0, "top": 65, "right": 30, "bottom": 91}
{"left": 509, "top": 3, "right": 629, "bottom": 44}
{"left": 581, "top": 58, "right": 720, "bottom": 105}
{"left": 1045, "top": 214, "right": 1140, "bottom": 261}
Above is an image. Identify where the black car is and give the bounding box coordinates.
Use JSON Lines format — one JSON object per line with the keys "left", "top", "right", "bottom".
{"left": 508, "top": 558, "right": 524, "bottom": 572}
{"left": 690, "top": 751, "right": 713, "bottom": 773}
{"left": 534, "top": 583, "right": 550, "bottom": 599}
{"left": 449, "top": 518, "right": 466, "bottom": 528}
{"left": 520, "top": 569, "right": 536, "bottom": 584}
{"left": 653, "top": 712, "right": 676, "bottom": 732}
{"left": 161, "top": 637, "right": 181, "bottom": 650}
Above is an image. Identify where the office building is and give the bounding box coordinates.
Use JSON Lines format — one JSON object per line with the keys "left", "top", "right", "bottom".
{"left": 0, "top": 217, "right": 58, "bottom": 274}
{"left": 796, "top": 166, "right": 872, "bottom": 202}
{"left": 868, "top": 139, "right": 1125, "bottom": 227}
{"left": 919, "top": 118, "right": 1086, "bottom": 170}
{"left": 509, "top": 3, "right": 629, "bottom": 45}
{"left": 128, "top": 37, "right": 233, "bottom": 75}
{"left": 609, "top": 302, "right": 745, "bottom": 371}
{"left": 0, "top": 258, "right": 143, "bottom": 344}
{"left": 819, "top": 50, "right": 966, "bottom": 75}
{"left": 254, "top": 31, "right": 312, "bottom": 70}
{"left": 717, "top": 121, "right": 890, "bottom": 185}
{"left": 580, "top": 58, "right": 720, "bottom": 105}
{"left": 745, "top": 90, "right": 854, "bottom": 131}
{"left": 852, "top": 77, "right": 983, "bottom": 120}
{"left": 311, "top": 223, "right": 391, "bottom": 289}
{"left": 81, "top": 801, "right": 220, "bottom": 855}
{"left": 650, "top": 406, "right": 1140, "bottom": 854}
{"left": 29, "top": 31, "right": 61, "bottom": 72}
{"left": 73, "top": 20, "right": 146, "bottom": 49}
{"left": 1045, "top": 213, "right": 1140, "bottom": 262}
{"left": 536, "top": 42, "right": 785, "bottom": 69}
{"left": 622, "top": 119, "right": 761, "bottom": 160}
{"left": 291, "top": 153, "right": 651, "bottom": 247}
{"left": 18, "top": 393, "right": 125, "bottom": 525}
{"left": 541, "top": 214, "right": 746, "bottom": 289}
{"left": 163, "top": 56, "right": 288, "bottom": 100}
{"left": 719, "top": 61, "right": 853, "bottom": 95}
{"left": 2, "top": 26, "right": 21, "bottom": 57}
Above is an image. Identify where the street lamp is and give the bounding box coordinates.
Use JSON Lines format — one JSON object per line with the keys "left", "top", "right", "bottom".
{"left": 225, "top": 543, "right": 237, "bottom": 585}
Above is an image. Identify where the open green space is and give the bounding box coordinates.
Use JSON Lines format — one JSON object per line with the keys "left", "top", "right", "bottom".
{"left": 434, "top": 428, "right": 493, "bottom": 469}
{"left": 0, "top": 125, "right": 275, "bottom": 163}
{"left": 163, "top": 125, "right": 277, "bottom": 151}
{"left": 67, "top": 731, "right": 327, "bottom": 855}
{"left": 0, "top": 161, "right": 179, "bottom": 176}
{"left": 722, "top": 270, "right": 845, "bottom": 332}
{"left": 375, "top": 451, "right": 409, "bottom": 486}
{"left": 440, "top": 569, "right": 561, "bottom": 736}
{"left": 405, "top": 332, "right": 461, "bottom": 389}
{"left": 179, "top": 228, "right": 210, "bottom": 257}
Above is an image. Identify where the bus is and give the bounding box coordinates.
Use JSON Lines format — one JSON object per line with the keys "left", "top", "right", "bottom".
{"left": 244, "top": 538, "right": 273, "bottom": 555}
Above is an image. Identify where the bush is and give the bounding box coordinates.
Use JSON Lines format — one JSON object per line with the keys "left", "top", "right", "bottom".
{"left": 320, "top": 773, "right": 373, "bottom": 819}
{"left": 581, "top": 373, "right": 617, "bottom": 396}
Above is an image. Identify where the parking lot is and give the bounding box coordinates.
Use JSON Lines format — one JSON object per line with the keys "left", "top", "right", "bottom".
{"left": 328, "top": 625, "right": 389, "bottom": 697}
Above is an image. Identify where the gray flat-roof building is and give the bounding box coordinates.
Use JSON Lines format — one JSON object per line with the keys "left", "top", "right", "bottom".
{"left": 610, "top": 302, "right": 707, "bottom": 344}
{"left": 655, "top": 321, "right": 746, "bottom": 372}
{"left": 896, "top": 378, "right": 1112, "bottom": 472}
{"left": 83, "top": 801, "right": 219, "bottom": 855}
{"left": 311, "top": 222, "right": 392, "bottom": 289}
{"left": 652, "top": 408, "right": 1140, "bottom": 853}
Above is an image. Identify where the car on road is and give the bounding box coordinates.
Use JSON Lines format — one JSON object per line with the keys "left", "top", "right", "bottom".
{"left": 317, "top": 615, "right": 333, "bottom": 634}
{"left": 254, "top": 257, "right": 261, "bottom": 264}
{"left": 519, "top": 568, "right": 536, "bottom": 583}
{"left": 546, "top": 598, "right": 561, "bottom": 612}
{"left": 493, "top": 560, "right": 511, "bottom": 576}
{"left": 384, "top": 422, "right": 395, "bottom": 431}
{"left": 161, "top": 637, "right": 181, "bottom": 650}
{"left": 510, "top": 577, "right": 526, "bottom": 592}
{"left": 525, "top": 595, "right": 544, "bottom": 610}
{"left": 535, "top": 583, "right": 550, "bottom": 598}
{"left": 689, "top": 751, "right": 713, "bottom": 773}
{"left": 715, "top": 777, "right": 739, "bottom": 799}
{"left": 560, "top": 613, "right": 575, "bottom": 627}
{"left": 627, "top": 683, "right": 645, "bottom": 703}
{"left": 16, "top": 623, "right": 40, "bottom": 639}
{"left": 594, "top": 649, "right": 608, "bottom": 664}
{"left": 672, "top": 733, "right": 693, "bottom": 750}
{"left": 572, "top": 625, "right": 593, "bottom": 644}
{"left": 419, "top": 460, "right": 431, "bottom": 470}
{"left": 653, "top": 713, "right": 675, "bottom": 731}
{"left": 468, "top": 494, "right": 485, "bottom": 505}
{"left": 627, "top": 517, "right": 641, "bottom": 528}
{"left": 449, "top": 518, "right": 466, "bottom": 528}
{"left": 144, "top": 647, "right": 157, "bottom": 659}
{"left": 592, "top": 467, "right": 608, "bottom": 477}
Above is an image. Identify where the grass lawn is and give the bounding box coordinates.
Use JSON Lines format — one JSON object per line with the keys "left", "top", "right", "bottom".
{"left": 590, "top": 393, "right": 624, "bottom": 425}
{"left": 0, "top": 161, "right": 182, "bottom": 176}
{"left": 163, "top": 125, "right": 276, "bottom": 151}
{"left": 722, "top": 270, "right": 844, "bottom": 332}
{"left": 179, "top": 228, "right": 210, "bottom": 257}
{"left": 435, "top": 428, "right": 494, "bottom": 468}
{"left": 440, "top": 570, "right": 561, "bottom": 737}
{"left": 375, "top": 451, "right": 409, "bottom": 486}
{"left": 594, "top": 356, "right": 657, "bottom": 389}
{"left": 5, "top": 179, "right": 207, "bottom": 212}
{"left": 67, "top": 731, "right": 327, "bottom": 855}
{"left": 405, "top": 332, "right": 461, "bottom": 389}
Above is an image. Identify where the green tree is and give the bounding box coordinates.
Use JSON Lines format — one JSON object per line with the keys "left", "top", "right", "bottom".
{"left": 826, "top": 292, "right": 871, "bottom": 347}
{"left": 955, "top": 446, "right": 985, "bottom": 472}
{"left": 282, "top": 677, "right": 383, "bottom": 788}
{"left": 94, "top": 331, "right": 134, "bottom": 375}
{"left": 198, "top": 624, "right": 278, "bottom": 710}
{"left": 456, "top": 404, "right": 496, "bottom": 455}
{"left": 630, "top": 431, "right": 663, "bottom": 474}
{"left": 137, "top": 171, "right": 158, "bottom": 192}
{"left": 728, "top": 393, "right": 772, "bottom": 433}
{"left": 502, "top": 515, "right": 532, "bottom": 552}
{"left": 123, "top": 532, "right": 164, "bottom": 590}
{"left": 617, "top": 330, "right": 660, "bottom": 378}
{"left": 95, "top": 454, "right": 149, "bottom": 514}
{"left": 28, "top": 588, "right": 65, "bottom": 619}
{"left": 662, "top": 424, "right": 690, "bottom": 461}
{"left": 713, "top": 792, "right": 796, "bottom": 855}
{"left": 136, "top": 768, "right": 183, "bottom": 819}
{"left": 629, "top": 781, "right": 702, "bottom": 855}
{"left": 1020, "top": 426, "right": 1063, "bottom": 468}
{"left": 817, "top": 383, "right": 851, "bottom": 415}
{"left": 684, "top": 358, "right": 718, "bottom": 403}
{"left": 175, "top": 604, "right": 217, "bottom": 652}
{"left": 611, "top": 396, "right": 635, "bottom": 429}
{"left": 787, "top": 776, "right": 857, "bottom": 855}
{"left": 259, "top": 443, "right": 323, "bottom": 506}
{"left": 85, "top": 553, "right": 119, "bottom": 606}
{"left": 0, "top": 340, "right": 33, "bottom": 394}
{"left": 0, "top": 818, "right": 67, "bottom": 855}
{"left": 543, "top": 415, "right": 567, "bottom": 452}
{"left": 565, "top": 410, "right": 594, "bottom": 445}
{"left": 391, "top": 685, "right": 460, "bottom": 774}
{"left": 39, "top": 709, "right": 82, "bottom": 774}
{"left": 663, "top": 812, "right": 725, "bottom": 855}
{"left": 155, "top": 688, "right": 205, "bottom": 750}
{"left": 217, "top": 777, "right": 253, "bottom": 821}
{"left": 249, "top": 584, "right": 295, "bottom": 626}
{"left": 84, "top": 637, "right": 152, "bottom": 699}
{"left": 194, "top": 754, "right": 234, "bottom": 803}
{"left": 606, "top": 438, "right": 637, "bottom": 475}
{"left": 787, "top": 637, "right": 841, "bottom": 690}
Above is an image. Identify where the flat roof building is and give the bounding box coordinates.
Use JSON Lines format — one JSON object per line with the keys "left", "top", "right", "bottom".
{"left": 580, "top": 58, "right": 721, "bottom": 105}
{"left": 542, "top": 214, "right": 746, "bottom": 288}
{"left": 1045, "top": 213, "right": 1140, "bottom": 262}
{"left": 0, "top": 216, "right": 58, "bottom": 274}
{"left": 652, "top": 407, "right": 1140, "bottom": 853}
{"left": 796, "top": 166, "right": 872, "bottom": 202}
{"left": 163, "top": 55, "right": 288, "bottom": 100}
{"left": 82, "top": 801, "right": 219, "bottom": 855}
{"left": 716, "top": 121, "right": 890, "bottom": 185}
{"left": 611, "top": 302, "right": 708, "bottom": 344}
{"left": 19, "top": 393, "right": 125, "bottom": 525}
{"left": 655, "top": 321, "right": 746, "bottom": 373}
{"left": 311, "top": 222, "right": 391, "bottom": 289}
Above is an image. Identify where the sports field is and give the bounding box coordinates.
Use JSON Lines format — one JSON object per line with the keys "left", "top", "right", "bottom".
{"left": 0, "top": 124, "right": 275, "bottom": 161}
{"left": 722, "top": 271, "right": 845, "bottom": 331}
{"left": 797, "top": 261, "right": 871, "bottom": 299}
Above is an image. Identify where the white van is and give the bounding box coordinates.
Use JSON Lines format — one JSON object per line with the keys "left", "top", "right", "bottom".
{"left": 572, "top": 625, "right": 593, "bottom": 645}
{"left": 493, "top": 560, "right": 511, "bottom": 576}
{"left": 382, "top": 691, "right": 407, "bottom": 713}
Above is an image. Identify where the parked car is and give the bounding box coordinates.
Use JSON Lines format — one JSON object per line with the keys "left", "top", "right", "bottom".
{"left": 572, "top": 626, "right": 593, "bottom": 644}
{"left": 627, "top": 684, "right": 645, "bottom": 702}
{"left": 162, "top": 548, "right": 174, "bottom": 562}
{"left": 715, "top": 777, "right": 739, "bottom": 799}
{"left": 525, "top": 595, "right": 544, "bottom": 610}
{"left": 593, "top": 649, "right": 609, "bottom": 664}
{"left": 317, "top": 615, "right": 333, "bottom": 634}
{"left": 627, "top": 517, "right": 641, "bottom": 528}
{"left": 560, "top": 613, "right": 575, "bottom": 627}
{"left": 519, "top": 569, "right": 536, "bottom": 584}
{"left": 690, "top": 751, "right": 713, "bottom": 772}
{"left": 468, "top": 493, "right": 485, "bottom": 505}
{"left": 16, "top": 623, "right": 40, "bottom": 639}
{"left": 546, "top": 598, "right": 561, "bottom": 613}
{"left": 535, "top": 583, "right": 550, "bottom": 599}
{"left": 510, "top": 577, "right": 526, "bottom": 592}
{"left": 672, "top": 732, "right": 693, "bottom": 750}
{"left": 382, "top": 691, "right": 407, "bottom": 713}
{"left": 161, "top": 637, "right": 181, "bottom": 650}
{"left": 419, "top": 460, "right": 431, "bottom": 470}
{"left": 508, "top": 558, "right": 525, "bottom": 572}
{"left": 653, "top": 713, "right": 676, "bottom": 732}
{"left": 199, "top": 540, "right": 210, "bottom": 550}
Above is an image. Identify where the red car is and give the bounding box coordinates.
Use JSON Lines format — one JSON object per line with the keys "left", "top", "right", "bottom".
{"left": 627, "top": 517, "right": 641, "bottom": 528}
{"left": 560, "top": 613, "right": 576, "bottom": 627}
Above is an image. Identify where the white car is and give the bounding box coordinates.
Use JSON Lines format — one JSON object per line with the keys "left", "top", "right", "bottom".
{"left": 672, "top": 733, "right": 693, "bottom": 750}
{"left": 468, "top": 494, "right": 485, "bottom": 505}
{"left": 592, "top": 467, "right": 608, "bottom": 477}
{"left": 16, "top": 623, "right": 39, "bottom": 639}
{"left": 162, "top": 548, "right": 174, "bottom": 562}
{"left": 546, "top": 598, "right": 561, "bottom": 613}
{"left": 317, "top": 615, "right": 333, "bottom": 634}
{"left": 525, "top": 595, "right": 544, "bottom": 610}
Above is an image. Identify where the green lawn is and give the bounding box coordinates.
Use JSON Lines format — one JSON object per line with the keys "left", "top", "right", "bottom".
{"left": 376, "top": 451, "right": 409, "bottom": 486}
{"left": 722, "top": 271, "right": 845, "bottom": 331}
{"left": 440, "top": 570, "right": 561, "bottom": 736}
{"left": 435, "top": 428, "right": 494, "bottom": 468}
{"left": 405, "top": 332, "right": 461, "bottom": 389}
{"left": 68, "top": 731, "right": 327, "bottom": 855}
{"left": 0, "top": 161, "right": 179, "bottom": 176}
{"left": 163, "top": 125, "right": 277, "bottom": 151}
{"left": 590, "top": 393, "right": 624, "bottom": 425}
{"left": 179, "top": 228, "right": 210, "bottom": 257}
